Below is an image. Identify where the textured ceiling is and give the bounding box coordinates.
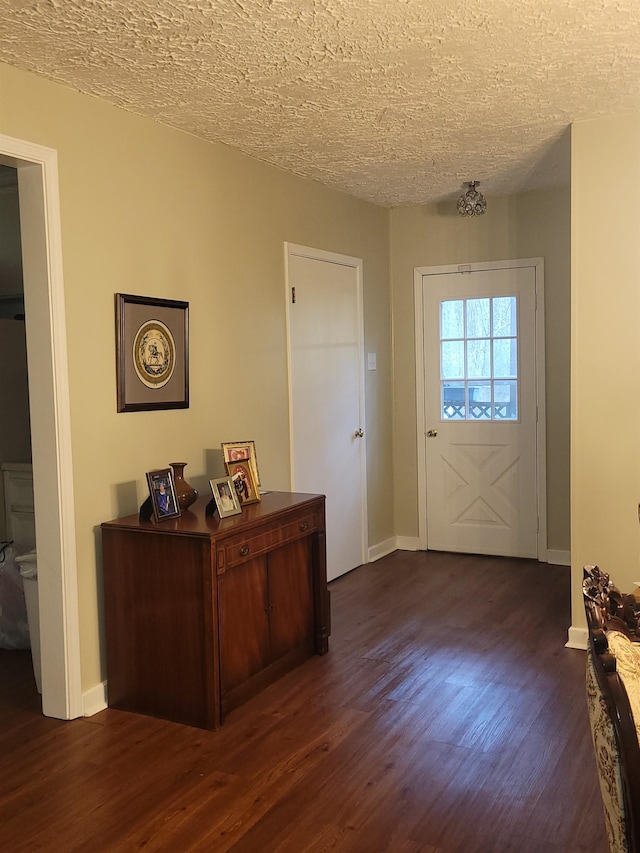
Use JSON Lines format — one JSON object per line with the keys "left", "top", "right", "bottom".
{"left": 0, "top": 0, "right": 639, "bottom": 207}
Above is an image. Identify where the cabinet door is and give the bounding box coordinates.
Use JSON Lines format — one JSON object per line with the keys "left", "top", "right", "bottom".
{"left": 267, "top": 539, "right": 314, "bottom": 661}
{"left": 219, "top": 555, "right": 270, "bottom": 693}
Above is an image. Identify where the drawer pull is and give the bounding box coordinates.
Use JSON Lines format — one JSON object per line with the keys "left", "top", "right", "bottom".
{"left": 299, "top": 521, "right": 309, "bottom": 532}
{"left": 239, "top": 545, "right": 251, "bottom": 557}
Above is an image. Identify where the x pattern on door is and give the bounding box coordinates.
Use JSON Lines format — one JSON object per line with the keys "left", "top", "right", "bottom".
{"left": 441, "top": 439, "right": 521, "bottom": 530}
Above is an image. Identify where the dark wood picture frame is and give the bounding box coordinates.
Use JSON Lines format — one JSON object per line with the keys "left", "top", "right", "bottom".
{"left": 116, "top": 293, "right": 189, "bottom": 412}
{"left": 145, "top": 468, "right": 181, "bottom": 523}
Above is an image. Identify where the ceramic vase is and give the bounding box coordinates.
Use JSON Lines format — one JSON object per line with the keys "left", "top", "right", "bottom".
{"left": 169, "top": 462, "right": 198, "bottom": 510}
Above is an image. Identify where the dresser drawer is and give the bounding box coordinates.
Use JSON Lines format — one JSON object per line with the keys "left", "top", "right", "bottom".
{"left": 217, "top": 508, "right": 319, "bottom": 573}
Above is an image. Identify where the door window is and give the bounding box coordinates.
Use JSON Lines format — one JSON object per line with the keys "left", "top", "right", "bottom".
{"left": 440, "top": 296, "right": 518, "bottom": 420}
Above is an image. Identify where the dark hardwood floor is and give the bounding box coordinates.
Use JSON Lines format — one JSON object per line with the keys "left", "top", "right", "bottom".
{"left": 0, "top": 550, "right": 607, "bottom": 852}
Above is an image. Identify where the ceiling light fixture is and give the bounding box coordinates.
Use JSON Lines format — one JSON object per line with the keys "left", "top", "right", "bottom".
{"left": 457, "top": 181, "right": 487, "bottom": 216}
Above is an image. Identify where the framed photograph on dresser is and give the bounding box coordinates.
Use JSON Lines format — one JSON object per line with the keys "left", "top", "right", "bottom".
{"left": 146, "top": 468, "right": 181, "bottom": 522}
{"left": 226, "top": 460, "right": 260, "bottom": 506}
{"left": 209, "top": 476, "right": 242, "bottom": 518}
{"left": 221, "top": 440, "right": 260, "bottom": 487}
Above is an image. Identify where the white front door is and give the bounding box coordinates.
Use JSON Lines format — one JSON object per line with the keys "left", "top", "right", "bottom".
{"left": 416, "top": 261, "right": 545, "bottom": 559}
{"left": 286, "top": 244, "right": 367, "bottom": 581}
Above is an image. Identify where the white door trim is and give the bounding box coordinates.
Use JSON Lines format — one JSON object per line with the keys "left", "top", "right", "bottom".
{"left": 284, "top": 242, "right": 368, "bottom": 570}
{"left": 414, "top": 258, "right": 547, "bottom": 560}
{"left": 0, "top": 133, "right": 82, "bottom": 719}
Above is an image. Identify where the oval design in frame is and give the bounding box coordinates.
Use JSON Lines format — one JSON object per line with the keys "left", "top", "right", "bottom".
{"left": 132, "top": 319, "right": 176, "bottom": 389}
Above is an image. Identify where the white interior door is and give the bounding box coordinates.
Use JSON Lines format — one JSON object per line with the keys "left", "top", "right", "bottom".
{"left": 286, "top": 244, "right": 367, "bottom": 581}
{"left": 417, "top": 262, "right": 544, "bottom": 559}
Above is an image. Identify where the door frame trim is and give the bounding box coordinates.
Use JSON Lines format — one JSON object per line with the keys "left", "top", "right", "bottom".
{"left": 284, "top": 242, "right": 368, "bottom": 571}
{"left": 0, "top": 133, "right": 82, "bottom": 719}
{"left": 414, "top": 257, "right": 547, "bottom": 560}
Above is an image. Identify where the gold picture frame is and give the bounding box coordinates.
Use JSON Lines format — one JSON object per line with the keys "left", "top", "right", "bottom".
{"left": 221, "top": 440, "right": 260, "bottom": 487}
{"left": 225, "top": 459, "right": 261, "bottom": 505}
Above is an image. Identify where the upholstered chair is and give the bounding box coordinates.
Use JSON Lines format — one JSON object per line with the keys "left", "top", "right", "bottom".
{"left": 584, "top": 565, "right": 640, "bottom": 853}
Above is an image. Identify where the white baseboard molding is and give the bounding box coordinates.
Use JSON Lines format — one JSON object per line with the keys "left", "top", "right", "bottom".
{"left": 566, "top": 626, "right": 588, "bottom": 650}
{"left": 547, "top": 550, "right": 571, "bottom": 566}
{"left": 395, "top": 536, "right": 420, "bottom": 552}
{"left": 83, "top": 680, "right": 108, "bottom": 717}
{"left": 368, "top": 538, "right": 397, "bottom": 562}
{"left": 367, "top": 535, "right": 422, "bottom": 561}
{"left": 369, "top": 540, "right": 568, "bottom": 564}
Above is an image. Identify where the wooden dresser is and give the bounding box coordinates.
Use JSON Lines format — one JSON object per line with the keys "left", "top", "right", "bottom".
{"left": 101, "top": 491, "right": 329, "bottom": 730}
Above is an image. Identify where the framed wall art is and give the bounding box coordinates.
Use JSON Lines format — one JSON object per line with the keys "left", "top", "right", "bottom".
{"left": 221, "top": 440, "right": 261, "bottom": 487}
{"left": 116, "top": 293, "right": 189, "bottom": 412}
{"left": 209, "top": 476, "right": 242, "bottom": 518}
{"left": 226, "top": 460, "right": 261, "bottom": 505}
{"left": 145, "top": 468, "right": 181, "bottom": 522}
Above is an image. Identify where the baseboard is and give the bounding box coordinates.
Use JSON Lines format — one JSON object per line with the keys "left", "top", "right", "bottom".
{"left": 566, "top": 626, "right": 588, "bottom": 650}
{"left": 547, "top": 550, "right": 571, "bottom": 566}
{"left": 370, "top": 540, "right": 569, "bottom": 564}
{"left": 368, "top": 538, "right": 397, "bottom": 562}
{"left": 83, "top": 680, "right": 108, "bottom": 717}
{"left": 395, "top": 536, "right": 420, "bottom": 552}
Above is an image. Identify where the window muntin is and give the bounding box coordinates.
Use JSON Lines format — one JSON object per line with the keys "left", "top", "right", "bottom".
{"left": 440, "top": 296, "right": 518, "bottom": 421}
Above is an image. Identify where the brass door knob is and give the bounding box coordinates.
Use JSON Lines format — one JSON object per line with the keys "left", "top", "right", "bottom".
{"left": 427, "top": 429, "right": 438, "bottom": 438}
{"left": 355, "top": 429, "right": 364, "bottom": 438}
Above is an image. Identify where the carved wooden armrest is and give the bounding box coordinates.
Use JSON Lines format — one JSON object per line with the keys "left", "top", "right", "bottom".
{"left": 583, "top": 565, "right": 640, "bottom": 641}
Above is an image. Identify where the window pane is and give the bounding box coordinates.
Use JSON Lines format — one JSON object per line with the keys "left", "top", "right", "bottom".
{"left": 441, "top": 341, "right": 464, "bottom": 379}
{"left": 493, "top": 338, "right": 517, "bottom": 378}
{"left": 494, "top": 380, "right": 518, "bottom": 419}
{"left": 442, "top": 381, "right": 465, "bottom": 419}
{"left": 441, "top": 300, "right": 463, "bottom": 339}
{"left": 437, "top": 294, "right": 519, "bottom": 422}
{"left": 468, "top": 381, "right": 491, "bottom": 420}
{"left": 467, "top": 339, "right": 490, "bottom": 379}
{"left": 466, "top": 298, "right": 490, "bottom": 338}
{"left": 493, "top": 296, "right": 516, "bottom": 337}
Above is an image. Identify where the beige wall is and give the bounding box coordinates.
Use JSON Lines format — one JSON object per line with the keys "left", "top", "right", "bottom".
{"left": 571, "top": 115, "right": 640, "bottom": 629}
{"left": 0, "top": 62, "right": 393, "bottom": 693}
{"left": 390, "top": 188, "right": 571, "bottom": 552}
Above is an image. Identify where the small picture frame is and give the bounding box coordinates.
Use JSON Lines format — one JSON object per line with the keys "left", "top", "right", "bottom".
{"left": 209, "top": 476, "right": 242, "bottom": 518}
{"left": 221, "top": 440, "right": 261, "bottom": 487}
{"left": 226, "top": 460, "right": 261, "bottom": 505}
{"left": 146, "top": 468, "right": 181, "bottom": 522}
{"left": 116, "top": 293, "right": 189, "bottom": 413}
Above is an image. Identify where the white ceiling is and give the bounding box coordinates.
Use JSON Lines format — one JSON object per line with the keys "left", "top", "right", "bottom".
{"left": 1, "top": 0, "right": 639, "bottom": 207}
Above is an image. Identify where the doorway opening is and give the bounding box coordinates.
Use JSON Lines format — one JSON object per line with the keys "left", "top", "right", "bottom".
{"left": 0, "top": 133, "right": 82, "bottom": 719}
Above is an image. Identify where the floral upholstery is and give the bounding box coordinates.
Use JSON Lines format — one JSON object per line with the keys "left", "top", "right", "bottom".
{"left": 608, "top": 632, "right": 640, "bottom": 748}
{"left": 587, "top": 648, "right": 630, "bottom": 853}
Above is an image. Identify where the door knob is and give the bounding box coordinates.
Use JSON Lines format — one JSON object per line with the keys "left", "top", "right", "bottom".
{"left": 427, "top": 429, "right": 438, "bottom": 438}
{"left": 355, "top": 429, "right": 364, "bottom": 438}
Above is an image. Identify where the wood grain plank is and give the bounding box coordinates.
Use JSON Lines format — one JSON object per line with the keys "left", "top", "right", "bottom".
{"left": 0, "top": 551, "right": 609, "bottom": 852}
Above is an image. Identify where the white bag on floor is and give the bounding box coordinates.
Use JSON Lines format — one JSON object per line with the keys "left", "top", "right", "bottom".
{"left": 0, "top": 542, "right": 30, "bottom": 650}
